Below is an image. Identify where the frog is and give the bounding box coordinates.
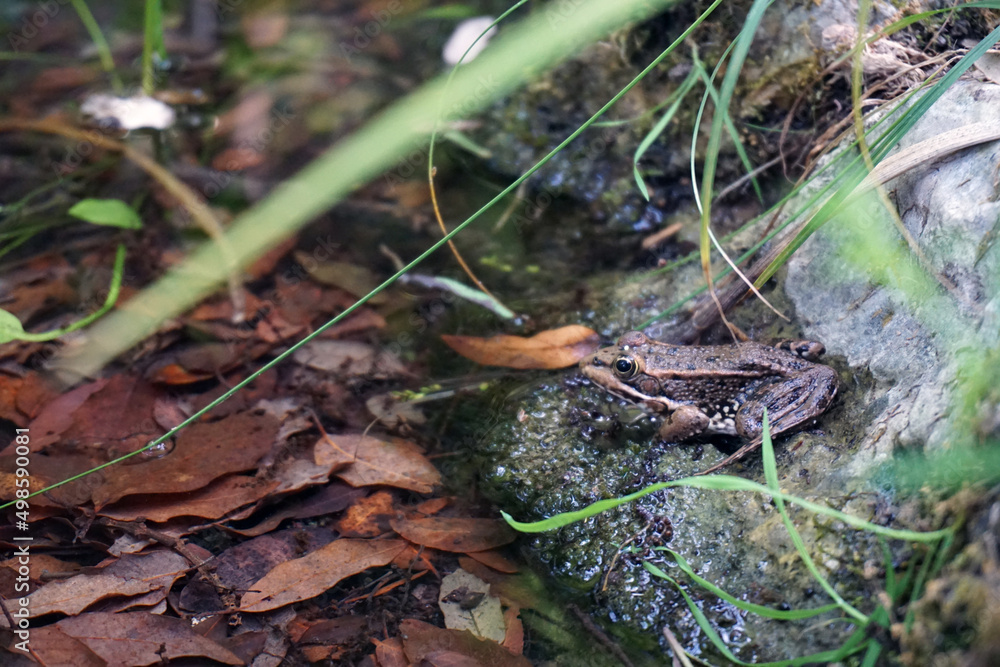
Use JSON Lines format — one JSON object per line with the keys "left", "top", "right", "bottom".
{"left": 579, "top": 330, "right": 838, "bottom": 475}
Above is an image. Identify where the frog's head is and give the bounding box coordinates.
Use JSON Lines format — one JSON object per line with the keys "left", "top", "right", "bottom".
{"left": 579, "top": 331, "right": 664, "bottom": 407}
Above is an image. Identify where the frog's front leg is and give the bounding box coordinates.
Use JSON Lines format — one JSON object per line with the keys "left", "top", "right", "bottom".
{"left": 774, "top": 339, "right": 827, "bottom": 362}
{"left": 735, "top": 365, "right": 839, "bottom": 442}
{"left": 656, "top": 404, "right": 711, "bottom": 442}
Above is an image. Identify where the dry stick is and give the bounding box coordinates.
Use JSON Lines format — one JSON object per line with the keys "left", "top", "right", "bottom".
{"left": 774, "top": 53, "right": 956, "bottom": 232}
{"left": 715, "top": 155, "right": 782, "bottom": 201}
{"left": 0, "top": 117, "right": 245, "bottom": 321}
{"left": 675, "top": 120, "right": 1000, "bottom": 344}
{"left": 662, "top": 624, "right": 696, "bottom": 667}
{"left": 794, "top": 51, "right": 958, "bottom": 188}
{"left": 91, "top": 515, "right": 238, "bottom": 610}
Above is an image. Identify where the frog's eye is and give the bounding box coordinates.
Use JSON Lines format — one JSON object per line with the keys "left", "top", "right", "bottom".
{"left": 613, "top": 355, "right": 638, "bottom": 378}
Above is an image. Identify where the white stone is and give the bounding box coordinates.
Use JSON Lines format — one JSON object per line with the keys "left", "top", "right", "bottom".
{"left": 81, "top": 94, "right": 176, "bottom": 131}
{"left": 442, "top": 16, "right": 497, "bottom": 66}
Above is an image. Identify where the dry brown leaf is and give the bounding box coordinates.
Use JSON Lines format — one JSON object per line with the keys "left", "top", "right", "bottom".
{"left": 0, "top": 375, "right": 27, "bottom": 426}
{"left": 98, "top": 475, "right": 280, "bottom": 523}
{"left": 455, "top": 557, "right": 501, "bottom": 586}
{"left": 55, "top": 611, "right": 242, "bottom": 666}
{"left": 44, "top": 375, "right": 162, "bottom": 455}
{"left": 240, "top": 538, "right": 407, "bottom": 612}
{"left": 221, "top": 630, "right": 270, "bottom": 664}
{"left": 91, "top": 408, "right": 282, "bottom": 509}
{"left": 0, "top": 469, "right": 61, "bottom": 508}
{"left": 412, "top": 497, "right": 451, "bottom": 516}
{"left": 464, "top": 550, "right": 519, "bottom": 574}
{"left": 314, "top": 434, "right": 441, "bottom": 493}
{"left": 298, "top": 615, "right": 369, "bottom": 648}
{"left": 502, "top": 607, "right": 525, "bottom": 656}
{"left": 392, "top": 542, "right": 441, "bottom": 573}
{"left": 441, "top": 325, "right": 600, "bottom": 369}
{"left": 24, "top": 377, "right": 109, "bottom": 451}
{"left": 294, "top": 340, "right": 406, "bottom": 378}
{"left": 0, "top": 554, "right": 81, "bottom": 588}
{"left": 374, "top": 636, "right": 409, "bottom": 667}
{"left": 9, "top": 551, "right": 188, "bottom": 620}
{"left": 335, "top": 489, "right": 395, "bottom": 537}
{"left": 22, "top": 625, "right": 106, "bottom": 666}
{"left": 389, "top": 517, "right": 515, "bottom": 553}
{"left": 294, "top": 253, "right": 385, "bottom": 302}
{"left": 231, "top": 482, "right": 366, "bottom": 537}
{"left": 13, "top": 371, "right": 60, "bottom": 423}
{"left": 399, "top": 618, "right": 531, "bottom": 667}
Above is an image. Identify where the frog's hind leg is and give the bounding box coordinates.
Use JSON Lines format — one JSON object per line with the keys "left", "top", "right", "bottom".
{"left": 735, "top": 365, "right": 838, "bottom": 442}
{"left": 691, "top": 366, "right": 838, "bottom": 477}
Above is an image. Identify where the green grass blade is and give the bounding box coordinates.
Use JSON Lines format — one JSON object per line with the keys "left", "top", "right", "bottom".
{"left": 758, "top": 20, "right": 1000, "bottom": 283}
{"left": 761, "top": 410, "right": 869, "bottom": 623}
{"left": 142, "top": 0, "right": 165, "bottom": 95}
{"left": 646, "top": 561, "right": 873, "bottom": 666}
{"left": 860, "top": 637, "right": 882, "bottom": 667}
{"left": 6, "top": 244, "right": 127, "bottom": 343}
{"left": 503, "top": 475, "right": 951, "bottom": 542}
{"left": 67, "top": 0, "right": 122, "bottom": 92}
{"left": 697, "top": 0, "right": 771, "bottom": 270}
{"left": 879, "top": 537, "right": 898, "bottom": 600}
{"left": 660, "top": 547, "right": 841, "bottom": 620}
{"left": 633, "top": 67, "right": 701, "bottom": 200}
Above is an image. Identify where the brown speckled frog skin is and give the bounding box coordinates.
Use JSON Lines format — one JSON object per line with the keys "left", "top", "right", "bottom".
{"left": 579, "top": 331, "right": 838, "bottom": 474}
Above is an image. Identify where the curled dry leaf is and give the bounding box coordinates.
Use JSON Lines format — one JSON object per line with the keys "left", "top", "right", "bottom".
{"left": 240, "top": 538, "right": 407, "bottom": 612}
{"left": 98, "top": 475, "right": 280, "bottom": 523}
{"left": 390, "top": 516, "right": 516, "bottom": 553}
{"left": 7, "top": 551, "right": 189, "bottom": 620}
{"left": 441, "top": 325, "right": 600, "bottom": 369}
